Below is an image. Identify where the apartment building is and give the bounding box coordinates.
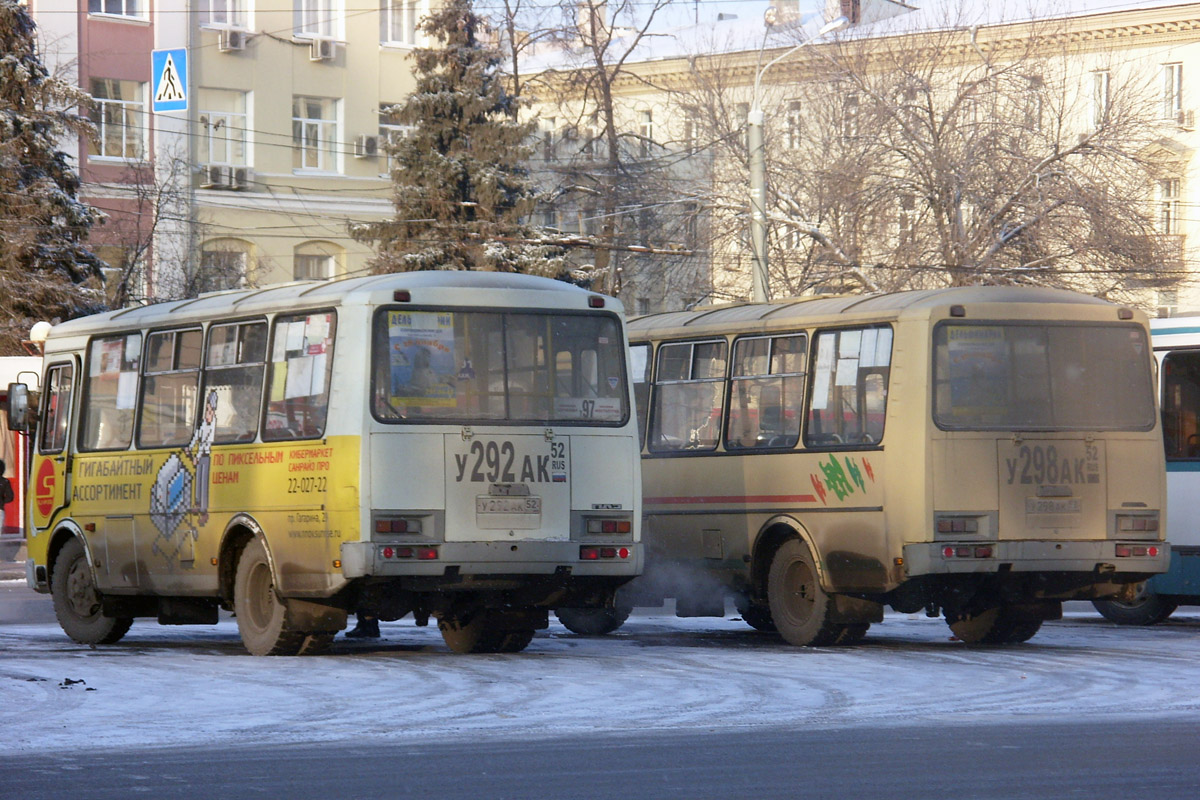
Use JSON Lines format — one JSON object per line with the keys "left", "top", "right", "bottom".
{"left": 30, "top": 0, "right": 425, "bottom": 298}
{"left": 529, "top": 0, "right": 1200, "bottom": 315}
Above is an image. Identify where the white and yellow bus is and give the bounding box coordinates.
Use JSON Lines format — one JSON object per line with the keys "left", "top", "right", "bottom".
{"left": 8, "top": 272, "right": 641, "bottom": 655}
{"left": 616, "top": 286, "right": 1167, "bottom": 645}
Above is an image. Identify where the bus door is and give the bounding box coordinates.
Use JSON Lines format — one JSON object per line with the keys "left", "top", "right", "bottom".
{"left": 31, "top": 360, "right": 77, "bottom": 535}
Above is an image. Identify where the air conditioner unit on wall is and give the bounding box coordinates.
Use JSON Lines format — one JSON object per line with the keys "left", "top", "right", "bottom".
{"left": 354, "top": 134, "right": 379, "bottom": 158}
{"left": 218, "top": 29, "right": 246, "bottom": 52}
{"left": 200, "top": 164, "right": 230, "bottom": 189}
{"left": 309, "top": 37, "right": 335, "bottom": 61}
{"left": 230, "top": 166, "right": 254, "bottom": 190}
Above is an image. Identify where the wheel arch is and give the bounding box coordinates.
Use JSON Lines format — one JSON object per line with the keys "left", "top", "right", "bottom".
{"left": 218, "top": 514, "right": 271, "bottom": 606}
{"left": 750, "top": 516, "right": 826, "bottom": 600}
{"left": 46, "top": 521, "right": 90, "bottom": 585}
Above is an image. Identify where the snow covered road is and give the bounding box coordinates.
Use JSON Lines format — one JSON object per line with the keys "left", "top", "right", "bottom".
{"left": 3, "top": 606, "right": 1199, "bottom": 753}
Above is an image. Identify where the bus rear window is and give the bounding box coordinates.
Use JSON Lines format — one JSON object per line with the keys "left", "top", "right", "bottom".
{"left": 372, "top": 310, "right": 628, "bottom": 425}
{"left": 933, "top": 322, "right": 1155, "bottom": 431}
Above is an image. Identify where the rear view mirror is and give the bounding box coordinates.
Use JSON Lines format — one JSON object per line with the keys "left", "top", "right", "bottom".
{"left": 7, "top": 383, "right": 32, "bottom": 433}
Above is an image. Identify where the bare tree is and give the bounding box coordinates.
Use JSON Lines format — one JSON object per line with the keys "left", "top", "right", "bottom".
{"left": 527, "top": 0, "right": 711, "bottom": 308}
{"left": 682, "top": 5, "right": 1186, "bottom": 302}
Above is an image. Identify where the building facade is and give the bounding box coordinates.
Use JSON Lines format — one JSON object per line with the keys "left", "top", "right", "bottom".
{"left": 30, "top": 0, "right": 427, "bottom": 299}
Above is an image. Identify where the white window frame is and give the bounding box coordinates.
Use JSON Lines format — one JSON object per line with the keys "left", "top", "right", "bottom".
{"left": 639, "top": 110, "right": 654, "bottom": 158}
{"left": 1163, "top": 62, "right": 1183, "bottom": 121}
{"left": 292, "top": 96, "right": 340, "bottom": 173}
{"left": 381, "top": 0, "right": 419, "bottom": 46}
{"left": 785, "top": 101, "right": 802, "bottom": 150}
{"left": 199, "top": 91, "right": 250, "bottom": 167}
{"left": 378, "top": 103, "right": 413, "bottom": 174}
{"left": 87, "top": 0, "right": 145, "bottom": 19}
{"left": 294, "top": 252, "right": 335, "bottom": 280}
{"left": 1159, "top": 178, "right": 1181, "bottom": 235}
{"left": 1092, "top": 70, "right": 1111, "bottom": 129}
{"left": 295, "top": 0, "right": 340, "bottom": 39}
{"left": 89, "top": 79, "right": 146, "bottom": 162}
{"left": 199, "top": 0, "right": 247, "bottom": 28}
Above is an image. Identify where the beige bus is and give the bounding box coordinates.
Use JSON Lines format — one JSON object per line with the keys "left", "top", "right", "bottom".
{"left": 8, "top": 272, "right": 641, "bottom": 655}
{"left": 610, "top": 286, "right": 1167, "bottom": 645}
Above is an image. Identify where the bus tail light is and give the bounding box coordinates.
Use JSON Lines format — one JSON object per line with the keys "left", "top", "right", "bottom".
{"left": 935, "top": 515, "right": 980, "bottom": 535}
{"left": 374, "top": 517, "right": 422, "bottom": 535}
{"left": 378, "top": 545, "right": 438, "bottom": 560}
{"left": 580, "top": 546, "right": 630, "bottom": 560}
{"left": 941, "top": 545, "right": 994, "bottom": 559}
{"left": 1115, "top": 545, "right": 1160, "bottom": 558}
{"left": 586, "top": 519, "right": 632, "bottom": 534}
{"left": 1116, "top": 514, "right": 1160, "bottom": 534}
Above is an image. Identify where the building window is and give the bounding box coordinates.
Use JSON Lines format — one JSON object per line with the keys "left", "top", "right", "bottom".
{"left": 88, "top": 0, "right": 142, "bottom": 18}
{"left": 898, "top": 194, "right": 916, "bottom": 245}
{"left": 1159, "top": 179, "right": 1181, "bottom": 235}
{"left": 1092, "top": 70, "right": 1110, "bottom": 128}
{"left": 785, "top": 101, "right": 803, "bottom": 150}
{"left": 639, "top": 110, "right": 654, "bottom": 158}
{"left": 542, "top": 117, "right": 557, "bottom": 161}
{"left": 294, "top": 253, "right": 333, "bottom": 280}
{"left": 1163, "top": 63, "right": 1183, "bottom": 122}
{"left": 292, "top": 96, "right": 339, "bottom": 172}
{"left": 682, "top": 114, "right": 696, "bottom": 155}
{"left": 199, "top": 0, "right": 245, "bottom": 26}
{"left": 199, "top": 238, "right": 252, "bottom": 292}
{"left": 199, "top": 89, "right": 249, "bottom": 166}
{"left": 295, "top": 0, "right": 339, "bottom": 38}
{"left": 378, "top": 103, "right": 412, "bottom": 173}
{"left": 1157, "top": 290, "right": 1178, "bottom": 318}
{"left": 636, "top": 299, "right": 650, "bottom": 315}
{"left": 381, "top": 0, "right": 418, "bottom": 45}
{"left": 842, "top": 93, "right": 860, "bottom": 140}
{"left": 89, "top": 79, "right": 145, "bottom": 161}
{"left": 294, "top": 241, "right": 341, "bottom": 280}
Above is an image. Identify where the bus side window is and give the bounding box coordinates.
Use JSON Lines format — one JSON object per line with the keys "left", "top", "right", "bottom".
{"left": 629, "top": 343, "right": 651, "bottom": 446}
{"left": 39, "top": 363, "right": 74, "bottom": 454}
{"left": 1162, "top": 350, "right": 1200, "bottom": 459}
{"left": 203, "top": 321, "right": 268, "bottom": 443}
{"left": 650, "top": 340, "right": 726, "bottom": 452}
{"left": 804, "top": 327, "right": 891, "bottom": 447}
{"left": 263, "top": 312, "right": 336, "bottom": 440}
{"left": 726, "top": 333, "right": 805, "bottom": 450}
{"left": 81, "top": 334, "right": 141, "bottom": 451}
{"left": 138, "top": 328, "right": 202, "bottom": 449}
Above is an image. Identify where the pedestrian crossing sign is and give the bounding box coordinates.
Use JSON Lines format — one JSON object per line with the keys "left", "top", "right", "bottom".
{"left": 151, "top": 48, "right": 188, "bottom": 113}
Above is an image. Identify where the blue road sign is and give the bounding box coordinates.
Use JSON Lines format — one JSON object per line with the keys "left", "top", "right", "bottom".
{"left": 151, "top": 48, "right": 188, "bottom": 113}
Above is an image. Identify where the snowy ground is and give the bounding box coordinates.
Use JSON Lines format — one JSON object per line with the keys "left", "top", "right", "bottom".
{"left": 3, "top": 594, "right": 1199, "bottom": 754}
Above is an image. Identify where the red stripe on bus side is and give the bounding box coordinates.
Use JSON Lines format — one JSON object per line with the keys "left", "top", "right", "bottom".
{"left": 644, "top": 495, "right": 818, "bottom": 505}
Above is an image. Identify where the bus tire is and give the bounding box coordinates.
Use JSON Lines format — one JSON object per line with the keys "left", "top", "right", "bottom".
{"left": 233, "top": 537, "right": 308, "bottom": 656}
{"left": 947, "top": 606, "right": 1042, "bottom": 644}
{"left": 51, "top": 537, "right": 133, "bottom": 646}
{"left": 734, "top": 596, "right": 776, "bottom": 632}
{"left": 1093, "top": 592, "right": 1178, "bottom": 626}
{"left": 496, "top": 628, "right": 536, "bottom": 653}
{"left": 767, "top": 538, "right": 842, "bottom": 647}
{"left": 438, "top": 612, "right": 502, "bottom": 654}
{"left": 554, "top": 606, "right": 631, "bottom": 635}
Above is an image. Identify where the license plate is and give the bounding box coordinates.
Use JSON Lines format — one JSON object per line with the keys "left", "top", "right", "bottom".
{"left": 1025, "top": 498, "right": 1082, "bottom": 514}
{"left": 476, "top": 496, "right": 542, "bottom": 514}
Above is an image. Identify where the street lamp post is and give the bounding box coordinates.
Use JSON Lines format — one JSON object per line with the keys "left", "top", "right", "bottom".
{"left": 748, "top": 15, "right": 850, "bottom": 302}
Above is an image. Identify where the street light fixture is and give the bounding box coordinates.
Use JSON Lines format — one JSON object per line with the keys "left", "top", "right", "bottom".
{"left": 747, "top": 14, "right": 850, "bottom": 302}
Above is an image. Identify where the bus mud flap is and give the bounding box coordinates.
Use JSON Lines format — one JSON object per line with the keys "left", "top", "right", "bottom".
{"left": 829, "top": 595, "right": 884, "bottom": 624}
{"left": 285, "top": 598, "right": 348, "bottom": 632}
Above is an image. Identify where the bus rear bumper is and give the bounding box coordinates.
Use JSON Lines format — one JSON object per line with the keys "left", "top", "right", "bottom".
{"left": 903, "top": 539, "right": 1170, "bottom": 577}
{"left": 340, "top": 541, "right": 644, "bottom": 579}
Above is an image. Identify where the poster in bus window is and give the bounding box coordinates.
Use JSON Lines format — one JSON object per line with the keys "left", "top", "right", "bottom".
{"left": 945, "top": 325, "right": 1008, "bottom": 417}
{"left": 387, "top": 311, "right": 457, "bottom": 406}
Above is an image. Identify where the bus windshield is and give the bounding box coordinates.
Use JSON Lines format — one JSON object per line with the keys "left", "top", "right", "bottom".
{"left": 933, "top": 322, "right": 1155, "bottom": 431}
{"left": 372, "top": 308, "right": 628, "bottom": 424}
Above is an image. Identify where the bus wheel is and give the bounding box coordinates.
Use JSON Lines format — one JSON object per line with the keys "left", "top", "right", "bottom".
{"left": 438, "top": 613, "right": 499, "bottom": 654}
{"left": 496, "top": 628, "right": 536, "bottom": 653}
{"left": 52, "top": 538, "right": 133, "bottom": 645}
{"left": 947, "top": 606, "right": 1042, "bottom": 644}
{"left": 734, "top": 596, "right": 776, "bottom": 632}
{"left": 554, "top": 606, "right": 631, "bottom": 635}
{"left": 767, "top": 539, "right": 842, "bottom": 647}
{"left": 1093, "top": 590, "right": 1178, "bottom": 626}
{"left": 233, "top": 538, "right": 308, "bottom": 656}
